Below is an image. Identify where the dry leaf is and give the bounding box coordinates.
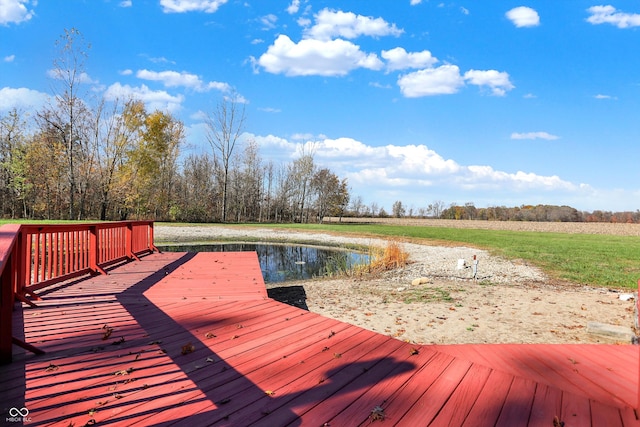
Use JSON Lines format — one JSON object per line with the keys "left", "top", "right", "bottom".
{"left": 369, "top": 406, "right": 386, "bottom": 421}
{"left": 102, "top": 327, "right": 114, "bottom": 340}
{"left": 265, "top": 390, "right": 276, "bottom": 396}
{"left": 181, "top": 342, "right": 196, "bottom": 355}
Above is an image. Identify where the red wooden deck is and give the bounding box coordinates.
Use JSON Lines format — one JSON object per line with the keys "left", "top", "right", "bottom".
{"left": 1, "top": 251, "right": 638, "bottom": 426}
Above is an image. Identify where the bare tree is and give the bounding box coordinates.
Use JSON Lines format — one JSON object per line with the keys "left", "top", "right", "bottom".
{"left": 392, "top": 200, "right": 406, "bottom": 218}
{"left": 38, "top": 28, "right": 92, "bottom": 219}
{"left": 205, "top": 94, "right": 246, "bottom": 222}
{"left": 427, "top": 200, "right": 445, "bottom": 218}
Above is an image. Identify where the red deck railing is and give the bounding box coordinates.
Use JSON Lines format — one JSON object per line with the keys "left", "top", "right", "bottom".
{"left": 0, "top": 221, "right": 156, "bottom": 364}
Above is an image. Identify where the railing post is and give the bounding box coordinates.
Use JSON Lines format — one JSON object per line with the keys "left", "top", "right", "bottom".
{"left": 89, "top": 225, "right": 106, "bottom": 276}
{"left": 126, "top": 222, "right": 132, "bottom": 259}
{"left": 149, "top": 222, "right": 158, "bottom": 252}
{"left": 0, "top": 249, "right": 15, "bottom": 364}
{"left": 126, "top": 222, "right": 139, "bottom": 261}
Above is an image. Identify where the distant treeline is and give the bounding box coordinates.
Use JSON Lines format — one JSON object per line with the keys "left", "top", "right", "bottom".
{"left": 344, "top": 201, "right": 640, "bottom": 224}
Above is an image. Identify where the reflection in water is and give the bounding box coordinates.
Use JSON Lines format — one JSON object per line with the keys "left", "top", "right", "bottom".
{"left": 157, "top": 243, "right": 369, "bottom": 283}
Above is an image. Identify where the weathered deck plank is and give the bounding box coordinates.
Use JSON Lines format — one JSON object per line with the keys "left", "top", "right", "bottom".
{"left": 0, "top": 251, "right": 638, "bottom": 426}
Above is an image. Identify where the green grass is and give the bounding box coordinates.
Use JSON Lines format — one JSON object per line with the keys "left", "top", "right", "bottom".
{"left": 234, "top": 222, "right": 640, "bottom": 289}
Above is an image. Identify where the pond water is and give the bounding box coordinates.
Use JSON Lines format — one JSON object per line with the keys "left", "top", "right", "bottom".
{"left": 157, "top": 243, "right": 369, "bottom": 283}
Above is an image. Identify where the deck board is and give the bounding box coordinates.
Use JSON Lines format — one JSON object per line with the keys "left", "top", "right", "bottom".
{"left": 1, "top": 251, "right": 638, "bottom": 426}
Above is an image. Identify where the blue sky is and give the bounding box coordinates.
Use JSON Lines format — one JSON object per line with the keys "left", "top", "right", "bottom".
{"left": 1, "top": 0, "right": 639, "bottom": 213}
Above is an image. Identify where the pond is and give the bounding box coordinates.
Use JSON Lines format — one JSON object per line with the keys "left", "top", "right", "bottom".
{"left": 157, "top": 243, "right": 369, "bottom": 283}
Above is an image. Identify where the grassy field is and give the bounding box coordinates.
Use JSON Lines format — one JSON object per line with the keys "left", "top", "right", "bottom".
{"left": 3, "top": 219, "right": 639, "bottom": 289}
{"left": 235, "top": 222, "right": 640, "bottom": 289}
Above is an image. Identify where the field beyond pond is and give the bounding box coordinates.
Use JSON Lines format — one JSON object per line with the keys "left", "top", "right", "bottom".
{"left": 237, "top": 218, "right": 640, "bottom": 289}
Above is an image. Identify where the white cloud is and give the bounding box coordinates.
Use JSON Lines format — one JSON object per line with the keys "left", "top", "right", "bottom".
{"left": 397, "top": 65, "right": 465, "bottom": 97}
{"left": 4, "top": 54, "right": 15, "bottom": 62}
{"left": 587, "top": 5, "right": 640, "bottom": 28}
{"left": 0, "top": 0, "right": 35, "bottom": 25}
{"left": 397, "top": 67, "right": 514, "bottom": 98}
{"left": 463, "top": 166, "right": 575, "bottom": 191}
{"left": 370, "top": 81, "right": 392, "bottom": 89}
{"left": 410, "top": 0, "right": 423, "bottom": 5}
{"left": 286, "top": 0, "right": 300, "bottom": 14}
{"left": 119, "top": 69, "right": 133, "bottom": 75}
{"left": 464, "top": 69, "right": 514, "bottom": 96}
{"left": 236, "top": 132, "right": 600, "bottom": 210}
{"left": 258, "top": 35, "right": 383, "bottom": 76}
{"left": 381, "top": 47, "right": 438, "bottom": 72}
{"left": 594, "top": 94, "right": 617, "bottom": 100}
{"left": 303, "top": 8, "right": 403, "bottom": 41}
{"left": 505, "top": 6, "right": 540, "bottom": 28}
{"left": 136, "top": 69, "right": 230, "bottom": 92}
{"left": 260, "top": 14, "right": 277, "bottom": 30}
{"left": 511, "top": 132, "right": 559, "bottom": 140}
{"left": 160, "top": 0, "right": 227, "bottom": 13}
{"left": 258, "top": 107, "right": 281, "bottom": 113}
{"left": 0, "top": 87, "right": 48, "bottom": 111}
{"left": 104, "top": 82, "right": 184, "bottom": 112}
{"left": 119, "top": 0, "right": 132, "bottom": 7}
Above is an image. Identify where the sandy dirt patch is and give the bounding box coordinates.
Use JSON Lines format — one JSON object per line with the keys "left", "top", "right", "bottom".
{"left": 155, "top": 224, "right": 637, "bottom": 345}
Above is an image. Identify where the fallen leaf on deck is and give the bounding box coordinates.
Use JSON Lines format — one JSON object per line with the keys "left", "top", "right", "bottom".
{"left": 45, "top": 363, "right": 59, "bottom": 372}
{"left": 369, "top": 406, "right": 386, "bottom": 421}
{"left": 181, "top": 342, "right": 196, "bottom": 355}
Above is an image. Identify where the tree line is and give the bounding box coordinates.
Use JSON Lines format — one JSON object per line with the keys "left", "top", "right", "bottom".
{"left": 0, "top": 29, "right": 349, "bottom": 223}
{"left": 346, "top": 199, "right": 640, "bottom": 224}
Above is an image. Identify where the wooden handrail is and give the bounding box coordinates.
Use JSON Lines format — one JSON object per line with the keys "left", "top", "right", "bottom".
{"left": 0, "top": 224, "right": 21, "bottom": 364}
{"left": 0, "top": 221, "right": 155, "bottom": 364}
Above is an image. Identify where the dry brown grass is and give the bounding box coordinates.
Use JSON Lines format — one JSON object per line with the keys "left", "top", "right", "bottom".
{"left": 361, "top": 241, "right": 410, "bottom": 274}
